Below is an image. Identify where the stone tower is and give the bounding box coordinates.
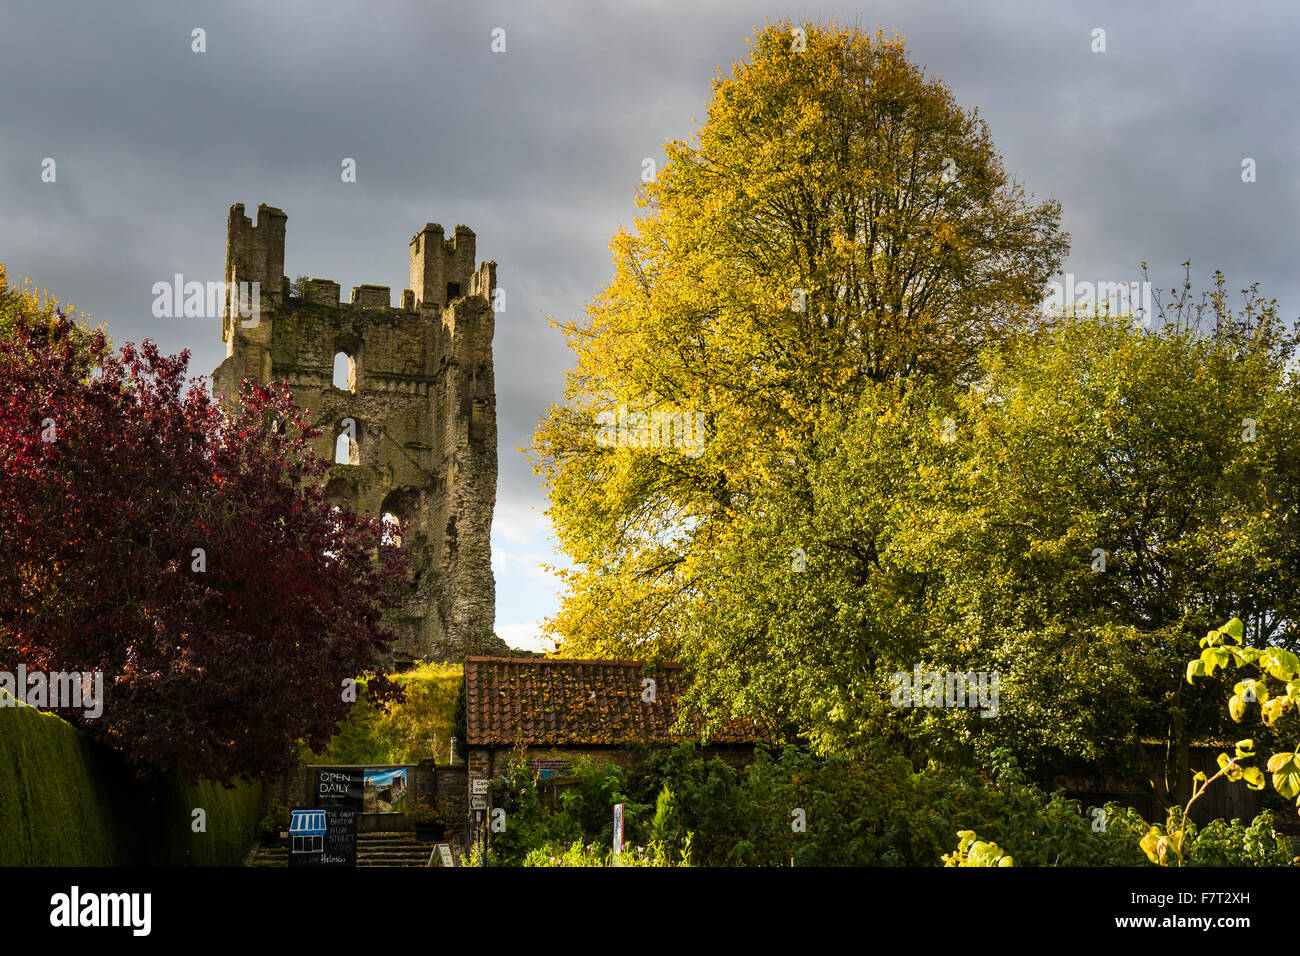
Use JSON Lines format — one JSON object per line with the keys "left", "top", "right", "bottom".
{"left": 211, "top": 202, "right": 505, "bottom": 666}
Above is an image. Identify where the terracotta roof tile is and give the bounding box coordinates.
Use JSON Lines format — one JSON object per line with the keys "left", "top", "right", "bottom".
{"left": 464, "top": 657, "right": 761, "bottom": 747}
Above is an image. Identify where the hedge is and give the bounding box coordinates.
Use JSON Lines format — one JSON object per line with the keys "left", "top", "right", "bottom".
{"left": 0, "top": 691, "right": 262, "bottom": 866}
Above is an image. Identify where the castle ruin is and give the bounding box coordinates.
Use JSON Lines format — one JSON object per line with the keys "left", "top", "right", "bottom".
{"left": 212, "top": 202, "right": 505, "bottom": 666}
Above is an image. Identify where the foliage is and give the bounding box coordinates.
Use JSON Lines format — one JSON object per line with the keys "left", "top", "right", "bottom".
{"left": 1140, "top": 804, "right": 1294, "bottom": 868}
{"left": 475, "top": 743, "right": 1292, "bottom": 866}
{"left": 0, "top": 263, "right": 101, "bottom": 355}
{"left": 258, "top": 801, "right": 291, "bottom": 839}
{"left": 485, "top": 753, "right": 649, "bottom": 866}
{"left": 1170, "top": 812, "right": 1294, "bottom": 867}
{"left": 1146, "top": 616, "right": 1300, "bottom": 867}
{"left": 306, "top": 662, "right": 463, "bottom": 765}
{"left": 943, "top": 830, "right": 1013, "bottom": 866}
{"left": 531, "top": 13, "right": 1300, "bottom": 812}
{"left": 673, "top": 296, "right": 1300, "bottom": 788}
{"left": 522, "top": 841, "right": 677, "bottom": 867}
{"left": 1188, "top": 617, "right": 1300, "bottom": 814}
{"left": 0, "top": 284, "right": 407, "bottom": 782}
{"left": 531, "top": 19, "right": 1067, "bottom": 664}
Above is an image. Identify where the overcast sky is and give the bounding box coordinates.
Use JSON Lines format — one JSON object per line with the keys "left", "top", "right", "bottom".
{"left": 3, "top": 0, "right": 1298, "bottom": 652}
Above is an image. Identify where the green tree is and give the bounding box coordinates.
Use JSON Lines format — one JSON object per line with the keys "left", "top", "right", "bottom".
{"left": 531, "top": 19, "right": 1068, "bottom": 661}
{"left": 678, "top": 279, "right": 1300, "bottom": 796}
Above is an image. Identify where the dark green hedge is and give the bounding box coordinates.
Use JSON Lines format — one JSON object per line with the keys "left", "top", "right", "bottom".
{"left": 0, "top": 698, "right": 262, "bottom": 866}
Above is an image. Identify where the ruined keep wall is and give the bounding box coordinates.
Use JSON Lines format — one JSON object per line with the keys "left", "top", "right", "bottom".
{"left": 211, "top": 202, "right": 505, "bottom": 665}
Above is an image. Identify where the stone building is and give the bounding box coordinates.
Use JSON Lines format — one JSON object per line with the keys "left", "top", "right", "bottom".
{"left": 212, "top": 202, "right": 506, "bottom": 665}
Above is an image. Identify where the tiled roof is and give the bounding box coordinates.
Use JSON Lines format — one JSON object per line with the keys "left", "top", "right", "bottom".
{"left": 464, "top": 657, "right": 761, "bottom": 747}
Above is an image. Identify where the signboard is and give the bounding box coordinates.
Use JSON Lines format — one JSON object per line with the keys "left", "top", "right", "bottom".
{"left": 528, "top": 759, "right": 570, "bottom": 780}
{"left": 470, "top": 795, "right": 488, "bottom": 811}
{"left": 435, "top": 844, "right": 455, "bottom": 867}
{"left": 613, "top": 803, "right": 624, "bottom": 854}
{"left": 471, "top": 778, "right": 489, "bottom": 795}
{"left": 363, "top": 767, "right": 409, "bottom": 813}
{"left": 288, "top": 808, "right": 357, "bottom": 867}
{"left": 315, "top": 766, "right": 410, "bottom": 814}
{"left": 314, "top": 769, "right": 363, "bottom": 811}
{"left": 322, "top": 809, "right": 358, "bottom": 866}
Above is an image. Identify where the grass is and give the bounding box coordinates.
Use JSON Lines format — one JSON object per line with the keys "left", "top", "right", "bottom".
{"left": 305, "top": 661, "right": 463, "bottom": 765}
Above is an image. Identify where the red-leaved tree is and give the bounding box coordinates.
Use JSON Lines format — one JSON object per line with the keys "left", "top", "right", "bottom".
{"left": 0, "top": 305, "right": 406, "bottom": 783}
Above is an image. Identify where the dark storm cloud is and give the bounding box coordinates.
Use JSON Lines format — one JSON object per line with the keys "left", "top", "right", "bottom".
{"left": 4, "top": 0, "right": 1299, "bottom": 638}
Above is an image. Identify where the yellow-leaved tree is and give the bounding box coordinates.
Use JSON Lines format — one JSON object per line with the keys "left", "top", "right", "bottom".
{"left": 531, "top": 20, "right": 1068, "bottom": 665}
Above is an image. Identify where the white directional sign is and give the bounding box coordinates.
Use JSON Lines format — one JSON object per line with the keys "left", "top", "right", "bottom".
{"left": 470, "top": 795, "right": 488, "bottom": 810}
{"left": 471, "top": 778, "right": 489, "bottom": 795}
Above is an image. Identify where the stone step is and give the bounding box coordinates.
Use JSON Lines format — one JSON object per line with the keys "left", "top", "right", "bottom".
{"left": 248, "top": 836, "right": 443, "bottom": 867}
{"left": 358, "top": 848, "right": 430, "bottom": 856}
{"left": 353, "top": 860, "right": 431, "bottom": 867}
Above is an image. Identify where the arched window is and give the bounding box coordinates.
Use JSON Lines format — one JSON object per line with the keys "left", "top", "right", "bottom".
{"left": 333, "top": 351, "right": 355, "bottom": 391}
{"left": 334, "top": 421, "right": 359, "bottom": 465}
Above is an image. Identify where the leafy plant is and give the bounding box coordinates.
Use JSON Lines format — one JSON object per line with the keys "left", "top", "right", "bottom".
{"left": 1186, "top": 617, "right": 1299, "bottom": 814}
{"left": 943, "top": 830, "right": 1013, "bottom": 867}
{"left": 258, "top": 803, "right": 291, "bottom": 840}
{"left": 1145, "top": 615, "right": 1300, "bottom": 867}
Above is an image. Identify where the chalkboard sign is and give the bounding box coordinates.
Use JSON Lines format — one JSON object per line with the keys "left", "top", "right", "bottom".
{"left": 289, "top": 808, "right": 357, "bottom": 867}
{"left": 321, "top": 810, "right": 357, "bottom": 867}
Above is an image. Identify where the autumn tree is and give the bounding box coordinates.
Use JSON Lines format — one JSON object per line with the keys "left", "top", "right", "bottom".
{"left": 679, "top": 274, "right": 1300, "bottom": 797}
{"left": 0, "top": 279, "right": 407, "bottom": 783}
{"left": 532, "top": 20, "right": 1068, "bottom": 659}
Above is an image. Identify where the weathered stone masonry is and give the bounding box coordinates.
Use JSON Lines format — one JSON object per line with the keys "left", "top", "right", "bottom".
{"left": 212, "top": 202, "right": 505, "bottom": 665}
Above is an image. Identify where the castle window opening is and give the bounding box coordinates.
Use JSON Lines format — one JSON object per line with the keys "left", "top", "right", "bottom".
{"left": 333, "top": 351, "right": 355, "bottom": 391}
{"left": 446, "top": 282, "right": 461, "bottom": 303}
{"left": 334, "top": 430, "right": 357, "bottom": 465}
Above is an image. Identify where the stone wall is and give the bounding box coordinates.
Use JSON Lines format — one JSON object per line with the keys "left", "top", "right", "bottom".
{"left": 431, "top": 763, "right": 469, "bottom": 854}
